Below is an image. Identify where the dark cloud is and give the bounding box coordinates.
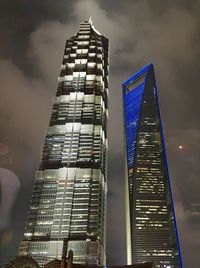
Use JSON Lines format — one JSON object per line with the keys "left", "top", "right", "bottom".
{"left": 0, "top": 0, "right": 199, "bottom": 267}
{"left": 0, "top": 0, "right": 74, "bottom": 74}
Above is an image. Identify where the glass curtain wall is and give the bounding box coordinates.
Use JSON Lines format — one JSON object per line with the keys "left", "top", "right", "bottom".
{"left": 123, "top": 64, "right": 183, "bottom": 268}
{"left": 19, "top": 19, "right": 109, "bottom": 267}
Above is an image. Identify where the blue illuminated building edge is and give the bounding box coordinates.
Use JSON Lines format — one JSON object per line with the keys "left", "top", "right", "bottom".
{"left": 122, "top": 64, "right": 150, "bottom": 169}
{"left": 153, "top": 67, "right": 184, "bottom": 268}
{"left": 122, "top": 63, "right": 152, "bottom": 91}
{"left": 123, "top": 63, "right": 184, "bottom": 268}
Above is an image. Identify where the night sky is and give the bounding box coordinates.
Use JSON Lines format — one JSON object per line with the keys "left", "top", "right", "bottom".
{"left": 0, "top": 1, "right": 200, "bottom": 267}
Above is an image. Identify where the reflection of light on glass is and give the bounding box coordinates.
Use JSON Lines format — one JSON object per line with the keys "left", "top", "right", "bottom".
{"left": 0, "top": 168, "right": 21, "bottom": 232}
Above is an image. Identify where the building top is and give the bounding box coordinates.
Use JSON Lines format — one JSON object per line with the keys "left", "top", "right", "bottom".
{"left": 122, "top": 63, "right": 153, "bottom": 90}
{"left": 79, "top": 18, "right": 102, "bottom": 36}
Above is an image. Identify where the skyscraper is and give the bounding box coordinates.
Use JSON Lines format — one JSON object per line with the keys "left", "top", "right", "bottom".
{"left": 19, "top": 19, "right": 109, "bottom": 266}
{"left": 123, "top": 64, "right": 183, "bottom": 268}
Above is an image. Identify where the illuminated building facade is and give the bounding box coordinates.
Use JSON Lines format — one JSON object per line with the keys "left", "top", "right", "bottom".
{"left": 123, "top": 64, "right": 183, "bottom": 268}
{"left": 19, "top": 19, "right": 109, "bottom": 266}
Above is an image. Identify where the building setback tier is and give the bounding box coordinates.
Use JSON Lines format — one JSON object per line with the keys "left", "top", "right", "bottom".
{"left": 19, "top": 19, "right": 109, "bottom": 267}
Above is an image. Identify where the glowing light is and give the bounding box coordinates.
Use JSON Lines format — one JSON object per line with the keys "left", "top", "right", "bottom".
{"left": 178, "top": 145, "right": 183, "bottom": 150}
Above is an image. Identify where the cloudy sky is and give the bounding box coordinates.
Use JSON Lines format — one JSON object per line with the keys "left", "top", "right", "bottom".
{"left": 0, "top": 0, "right": 200, "bottom": 267}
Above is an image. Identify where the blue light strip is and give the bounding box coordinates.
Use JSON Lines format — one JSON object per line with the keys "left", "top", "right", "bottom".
{"left": 122, "top": 63, "right": 153, "bottom": 89}
{"left": 123, "top": 63, "right": 153, "bottom": 170}
{"left": 124, "top": 83, "right": 145, "bottom": 168}
{"left": 153, "top": 67, "right": 184, "bottom": 268}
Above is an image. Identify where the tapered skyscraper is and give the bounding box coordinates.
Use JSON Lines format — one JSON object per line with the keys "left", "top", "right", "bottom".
{"left": 123, "top": 64, "right": 183, "bottom": 268}
{"left": 19, "top": 19, "right": 109, "bottom": 266}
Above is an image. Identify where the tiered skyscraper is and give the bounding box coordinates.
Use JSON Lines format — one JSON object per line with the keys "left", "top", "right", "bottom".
{"left": 123, "top": 64, "right": 183, "bottom": 268}
{"left": 19, "top": 19, "right": 109, "bottom": 266}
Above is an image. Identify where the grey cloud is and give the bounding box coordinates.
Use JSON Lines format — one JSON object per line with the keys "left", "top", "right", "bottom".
{"left": 0, "top": 0, "right": 199, "bottom": 266}
{"left": 0, "top": 0, "right": 75, "bottom": 74}
{"left": 0, "top": 59, "right": 52, "bottom": 184}
{"left": 166, "top": 129, "right": 200, "bottom": 206}
{"left": 29, "top": 21, "right": 77, "bottom": 88}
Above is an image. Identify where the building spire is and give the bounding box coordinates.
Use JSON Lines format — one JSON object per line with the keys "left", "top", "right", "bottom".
{"left": 87, "top": 17, "right": 102, "bottom": 35}
{"left": 89, "top": 16, "right": 92, "bottom": 24}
